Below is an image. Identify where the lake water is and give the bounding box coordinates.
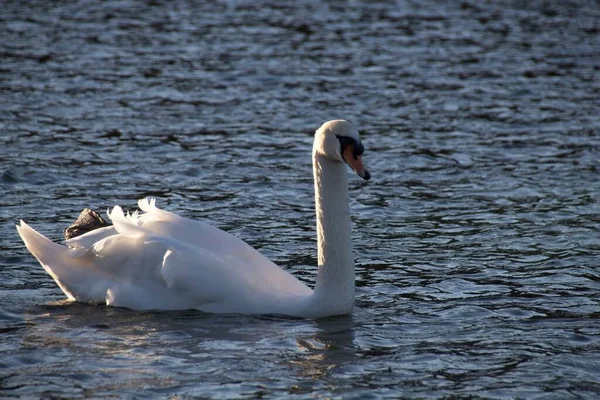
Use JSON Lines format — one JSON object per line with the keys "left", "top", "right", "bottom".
{"left": 1, "top": 0, "right": 600, "bottom": 398}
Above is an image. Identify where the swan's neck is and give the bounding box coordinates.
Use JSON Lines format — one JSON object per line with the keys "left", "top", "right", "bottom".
{"left": 311, "top": 151, "right": 355, "bottom": 314}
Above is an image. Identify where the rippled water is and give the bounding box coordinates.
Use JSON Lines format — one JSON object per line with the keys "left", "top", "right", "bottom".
{"left": 2, "top": 0, "right": 600, "bottom": 398}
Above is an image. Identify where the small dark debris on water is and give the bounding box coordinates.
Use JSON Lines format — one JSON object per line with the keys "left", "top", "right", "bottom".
{"left": 64, "top": 209, "right": 110, "bottom": 240}
{"left": 101, "top": 129, "right": 122, "bottom": 138}
{"left": 37, "top": 54, "right": 52, "bottom": 63}
{"left": 143, "top": 67, "right": 162, "bottom": 78}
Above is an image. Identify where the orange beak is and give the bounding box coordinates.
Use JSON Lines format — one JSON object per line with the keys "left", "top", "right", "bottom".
{"left": 343, "top": 144, "right": 371, "bottom": 180}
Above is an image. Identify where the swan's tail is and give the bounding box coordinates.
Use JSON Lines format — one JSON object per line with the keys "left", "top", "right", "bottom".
{"left": 16, "top": 221, "right": 76, "bottom": 300}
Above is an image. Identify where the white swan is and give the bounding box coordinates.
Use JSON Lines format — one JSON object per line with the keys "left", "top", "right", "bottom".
{"left": 16, "top": 120, "right": 371, "bottom": 318}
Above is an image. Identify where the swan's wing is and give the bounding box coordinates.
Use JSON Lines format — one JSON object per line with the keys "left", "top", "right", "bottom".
{"left": 81, "top": 232, "right": 225, "bottom": 309}
{"left": 89, "top": 233, "right": 310, "bottom": 312}
{"left": 134, "top": 198, "right": 284, "bottom": 273}
{"left": 158, "top": 242, "right": 312, "bottom": 314}
{"left": 99, "top": 203, "right": 312, "bottom": 312}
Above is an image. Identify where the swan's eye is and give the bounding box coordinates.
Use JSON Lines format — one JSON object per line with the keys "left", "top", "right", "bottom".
{"left": 353, "top": 140, "right": 365, "bottom": 156}
{"left": 336, "top": 135, "right": 363, "bottom": 159}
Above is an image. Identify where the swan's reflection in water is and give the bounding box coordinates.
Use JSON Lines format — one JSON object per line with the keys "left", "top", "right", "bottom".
{"left": 290, "top": 316, "right": 357, "bottom": 379}
{"left": 20, "top": 302, "right": 358, "bottom": 393}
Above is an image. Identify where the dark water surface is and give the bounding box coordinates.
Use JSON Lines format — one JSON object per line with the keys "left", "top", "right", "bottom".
{"left": 2, "top": 0, "right": 600, "bottom": 398}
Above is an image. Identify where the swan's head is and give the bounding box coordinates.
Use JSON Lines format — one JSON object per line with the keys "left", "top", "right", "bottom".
{"left": 314, "top": 120, "right": 371, "bottom": 180}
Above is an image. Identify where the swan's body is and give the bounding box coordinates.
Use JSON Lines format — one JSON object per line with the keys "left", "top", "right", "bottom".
{"left": 17, "top": 120, "right": 370, "bottom": 318}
